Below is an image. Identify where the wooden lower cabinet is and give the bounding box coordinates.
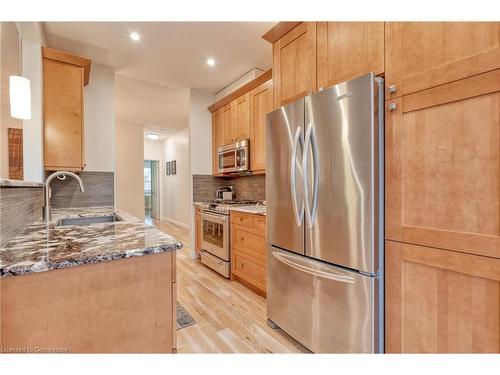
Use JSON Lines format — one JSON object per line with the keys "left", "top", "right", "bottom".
{"left": 195, "top": 207, "right": 202, "bottom": 256}
{"left": 385, "top": 240, "right": 500, "bottom": 353}
{"left": 1, "top": 252, "right": 176, "bottom": 353}
{"left": 230, "top": 212, "right": 267, "bottom": 296}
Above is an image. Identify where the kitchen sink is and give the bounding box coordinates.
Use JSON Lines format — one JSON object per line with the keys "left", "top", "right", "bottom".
{"left": 56, "top": 214, "right": 123, "bottom": 227}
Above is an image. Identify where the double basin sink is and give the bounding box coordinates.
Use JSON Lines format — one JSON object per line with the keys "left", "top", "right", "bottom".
{"left": 56, "top": 214, "right": 123, "bottom": 227}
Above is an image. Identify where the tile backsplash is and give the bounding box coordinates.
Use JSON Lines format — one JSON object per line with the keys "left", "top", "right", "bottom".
{"left": 193, "top": 174, "right": 265, "bottom": 202}
{"left": 0, "top": 186, "right": 44, "bottom": 247}
{"left": 49, "top": 171, "right": 114, "bottom": 208}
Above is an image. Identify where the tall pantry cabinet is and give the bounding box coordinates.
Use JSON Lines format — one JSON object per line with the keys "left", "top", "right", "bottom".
{"left": 264, "top": 21, "right": 500, "bottom": 353}
{"left": 384, "top": 22, "right": 500, "bottom": 353}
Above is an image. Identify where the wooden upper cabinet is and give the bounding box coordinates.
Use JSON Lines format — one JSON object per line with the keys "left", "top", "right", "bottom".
{"left": 212, "top": 109, "right": 222, "bottom": 175}
{"left": 386, "top": 240, "right": 500, "bottom": 353}
{"left": 385, "top": 22, "right": 500, "bottom": 99}
{"left": 221, "top": 103, "right": 236, "bottom": 145}
{"left": 234, "top": 93, "right": 250, "bottom": 141}
{"left": 317, "top": 22, "right": 384, "bottom": 89}
{"left": 249, "top": 80, "right": 273, "bottom": 173}
{"left": 273, "top": 22, "right": 317, "bottom": 108}
{"left": 385, "top": 68, "right": 500, "bottom": 259}
{"left": 42, "top": 47, "right": 91, "bottom": 172}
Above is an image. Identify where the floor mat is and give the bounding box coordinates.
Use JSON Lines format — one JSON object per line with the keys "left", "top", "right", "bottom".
{"left": 176, "top": 302, "right": 196, "bottom": 330}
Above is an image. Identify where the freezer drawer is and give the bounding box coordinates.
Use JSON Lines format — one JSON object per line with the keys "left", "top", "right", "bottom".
{"left": 267, "top": 247, "right": 382, "bottom": 353}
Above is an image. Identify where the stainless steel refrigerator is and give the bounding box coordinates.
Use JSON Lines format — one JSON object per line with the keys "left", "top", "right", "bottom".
{"left": 265, "top": 73, "right": 384, "bottom": 353}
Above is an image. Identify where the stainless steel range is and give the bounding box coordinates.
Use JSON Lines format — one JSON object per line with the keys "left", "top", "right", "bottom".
{"left": 198, "top": 199, "right": 259, "bottom": 278}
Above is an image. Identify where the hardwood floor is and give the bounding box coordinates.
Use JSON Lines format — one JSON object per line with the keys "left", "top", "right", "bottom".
{"left": 151, "top": 219, "right": 309, "bottom": 353}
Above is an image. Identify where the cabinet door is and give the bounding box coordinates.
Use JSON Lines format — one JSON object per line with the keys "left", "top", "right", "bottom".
{"left": 221, "top": 103, "right": 235, "bottom": 145}
{"left": 235, "top": 93, "right": 250, "bottom": 141}
{"left": 385, "top": 69, "right": 500, "bottom": 259}
{"left": 249, "top": 80, "right": 273, "bottom": 173}
{"left": 317, "top": 22, "right": 384, "bottom": 89}
{"left": 43, "top": 58, "right": 84, "bottom": 170}
{"left": 273, "top": 22, "right": 317, "bottom": 108}
{"left": 195, "top": 208, "right": 201, "bottom": 254}
{"left": 386, "top": 240, "right": 500, "bottom": 353}
{"left": 385, "top": 22, "right": 500, "bottom": 99}
{"left": 212, "top": 110, "right": 222, "bottom": 175}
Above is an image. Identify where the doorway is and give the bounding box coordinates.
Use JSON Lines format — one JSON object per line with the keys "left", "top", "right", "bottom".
{"left": 144, "top": 160, "right": 160, "bottom": 219}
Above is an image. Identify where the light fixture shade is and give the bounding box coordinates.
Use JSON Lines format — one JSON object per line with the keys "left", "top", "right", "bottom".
{"left": 146, "top": 133, "right": 160, "bottom": 140}
{"left": 9, "top": 75, "right": 31, "bottom": 120}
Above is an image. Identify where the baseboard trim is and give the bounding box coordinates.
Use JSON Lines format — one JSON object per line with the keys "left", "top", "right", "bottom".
{"left": 160, "top": 216, "right": 190, "bottom": 230}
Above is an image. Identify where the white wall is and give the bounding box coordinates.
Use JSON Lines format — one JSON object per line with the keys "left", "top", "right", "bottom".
{"left": 21, "top": 41, "right": 44, "bottom": 182}
{"left": 161, "top": 128, "right": 190, "bottom": 228}
{"left": 0, "top": 22, "right": 23, "bottom": 179}
{"left": 115, "top": 121, "right": 144, "bottom": 219}
{"left": 144, "top": 138, "right": 163, "bottom": 161}
{"left": 215, "top": 68, "right": 264, "bottom": 101}
{"left": 84, "top": 64, "right": 115, "bottom": 172}
{"left": 188, "top": 89, "right": 215, "bottom": 256}
{"left": 19, "top": 22, "right": 46, "bottom": 182}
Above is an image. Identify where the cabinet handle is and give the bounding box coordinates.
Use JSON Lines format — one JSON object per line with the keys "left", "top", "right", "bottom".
{"left": 387, "top": 102, "right": 398, "bottom": 111}
{"left": 388, "top": 85, "right": 397, "bottom": 94}
{"left": 240, "top": 237, "right": 244, "bottom": 242}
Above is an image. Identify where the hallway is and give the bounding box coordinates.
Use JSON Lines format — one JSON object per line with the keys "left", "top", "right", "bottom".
{"left": 151, "top": 219, "right": 308, "bottom": 353}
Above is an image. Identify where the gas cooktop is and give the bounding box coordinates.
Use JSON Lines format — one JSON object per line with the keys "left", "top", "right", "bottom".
{"left": 198, "top": 199, "right": 261, "bottom": 214}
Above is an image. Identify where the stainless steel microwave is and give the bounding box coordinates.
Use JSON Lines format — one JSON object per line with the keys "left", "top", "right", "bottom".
{"left": 218, "top": 139, "right": 249, "bottom": 173}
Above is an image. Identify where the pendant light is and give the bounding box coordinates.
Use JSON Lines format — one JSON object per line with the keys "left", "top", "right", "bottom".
{"left": 9, "top": 23, "right": 31, "bottom": 120}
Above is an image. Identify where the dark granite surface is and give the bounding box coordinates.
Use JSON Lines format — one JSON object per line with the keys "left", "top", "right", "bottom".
{"left": 0, "top": 206, "right": 182, "bottom": 278}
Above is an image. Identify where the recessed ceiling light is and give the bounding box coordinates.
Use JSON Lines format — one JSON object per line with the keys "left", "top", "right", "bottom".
{"left": 146, "top": 133, "right": 160, "bottom": 140}
{"left": 206, "top": 58, "right": 215, "bottom": 67}
{"left": 130, "top": 32, "right": 140, "bottom": 41}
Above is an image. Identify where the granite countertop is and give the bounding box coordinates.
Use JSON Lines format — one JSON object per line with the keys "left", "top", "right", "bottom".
{"left": 193, "top": 201, "right": 266, "bottom": 216}
{"left": 0, "top": 178, "right": 44, "bottom": 188}
{"left": 0, "top": 206, "right": 183, "bottom": 278}
{"left": 228, "top": 205, "right": 266, "bottom": 216}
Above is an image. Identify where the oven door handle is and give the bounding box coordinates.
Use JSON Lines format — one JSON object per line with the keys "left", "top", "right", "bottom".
{"left": 201, "top": 212, "right": 228, "bottom": 223}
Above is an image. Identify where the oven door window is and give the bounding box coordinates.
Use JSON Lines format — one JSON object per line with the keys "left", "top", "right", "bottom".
{"left": 202, "top": 218, "right": 224, "bottom": 248}
{"left": 219, "top": 150, "right": 236, "bottom": 170}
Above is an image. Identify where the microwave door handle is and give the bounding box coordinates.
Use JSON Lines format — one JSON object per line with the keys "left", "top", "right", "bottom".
{"left": 290, "top": 127, "right": 304, "bottom": 227}
{"left": 272, "top": 251, "right": 354, "bottom": 284}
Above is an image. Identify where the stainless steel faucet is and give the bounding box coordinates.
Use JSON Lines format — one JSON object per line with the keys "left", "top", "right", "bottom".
{"left": 44, "top": 171, "right": 85, "bottom": 223}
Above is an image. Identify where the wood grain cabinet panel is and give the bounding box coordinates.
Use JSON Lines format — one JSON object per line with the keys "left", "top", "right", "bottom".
{"left": 230, "top": 212, "right": 267, "bottom": 296}
{"left": 249, "top": 80, "right": 273, "bottom": 173}
{"left": 195, "top": 207, "right": 202, "bottom": 255}
{"left": 42, "top": 48, "right": 91, "bottom": 172}
{"left": 385, "top": 22, "right": 500, "bottom": 99}
{"left": 317, "top": 22, "right": 384, "bottom": 89}
{"left": 385, "top": 69, "right": 500, "bottom": 259}
{"left": 43, "top": 58, "right": 84, "bottom": 171}
{"left": 212, "top": 109, "right": 223, "bottom": 175}
{"left": 385, "top": 240, "right": 500, "bottom": 353}
{"left": 232, "top": 251, "right": 266, "bottom": 293}
{"left": 273, "top": 22, "right": 317, "bottom": 108}
{"left": 221, "top": 103, "right": 236, "bottom": 145}
{"left": 235, "top": 93, "right": 250, "bottom": 141}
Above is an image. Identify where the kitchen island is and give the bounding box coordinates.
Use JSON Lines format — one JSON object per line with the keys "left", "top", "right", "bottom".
{"left": 0, "top": 207, "right": 182, "bottom": 353}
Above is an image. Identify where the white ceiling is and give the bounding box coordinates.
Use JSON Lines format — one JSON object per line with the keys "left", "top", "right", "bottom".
{"left": 43, "top": 22, "right": 274, "bottom": 93}
{"left": 114, "top": 74, "right": 189, "bottom": 138}
{"left": 43, "top": 22, "right": 274, "bottom": 135}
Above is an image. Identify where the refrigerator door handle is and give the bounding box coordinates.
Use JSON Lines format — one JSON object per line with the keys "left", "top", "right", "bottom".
{"left": 303, "top": 123, "right": 319, "bottom": 228}
{"left": 272, "top": 251, "right": 355, "bottom": 284}
{"left": 290, "top": 126, "right": 304, "bottom": 227}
